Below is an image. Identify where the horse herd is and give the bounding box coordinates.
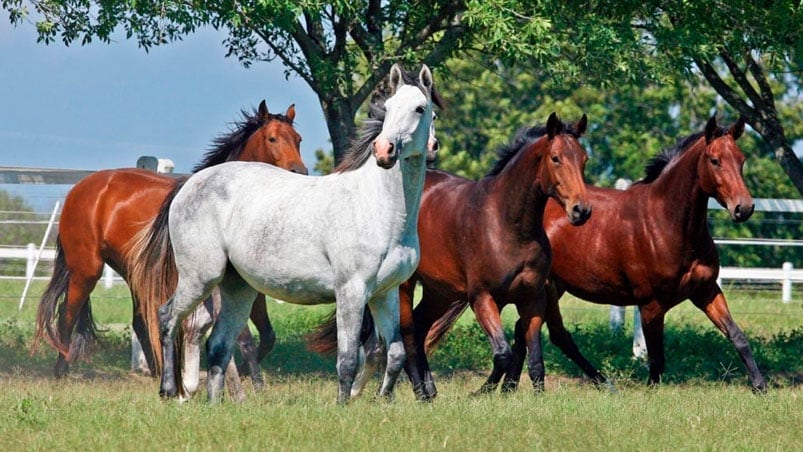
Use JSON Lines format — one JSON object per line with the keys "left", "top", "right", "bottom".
{"left": 31, "top": 64, "right": 766, "bottom": 404}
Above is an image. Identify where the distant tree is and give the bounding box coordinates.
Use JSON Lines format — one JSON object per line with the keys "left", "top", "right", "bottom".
{"left": 0, "top": 189, "right": 43, "bottom": 246}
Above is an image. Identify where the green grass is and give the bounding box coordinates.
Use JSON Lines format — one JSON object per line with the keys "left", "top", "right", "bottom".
{"left": 1, "top": 280, "right": 801, "bottom": 450}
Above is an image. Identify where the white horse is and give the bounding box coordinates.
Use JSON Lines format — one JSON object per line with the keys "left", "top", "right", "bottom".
{"left": 137, "top": 64, "right": 438, "bottom": 403}
{"left": 180, "top": 106, "right": 442, "bottom": 401}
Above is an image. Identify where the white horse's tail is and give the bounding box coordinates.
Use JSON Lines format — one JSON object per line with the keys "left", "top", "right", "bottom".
{"left": 126, "top": 178, "right": 186, "bottom": 377}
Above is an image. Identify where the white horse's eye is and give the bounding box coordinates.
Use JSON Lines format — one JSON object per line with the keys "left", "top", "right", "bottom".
{"left": 415, "top": 106, "right": 425, "bottom": 114}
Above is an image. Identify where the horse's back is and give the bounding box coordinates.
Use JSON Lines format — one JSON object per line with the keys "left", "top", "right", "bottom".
{"left": 168, "top": 162, "right": 356, "bottom": 303}
{"left": 60, "top": 168, "right": 176, "bottom": 272}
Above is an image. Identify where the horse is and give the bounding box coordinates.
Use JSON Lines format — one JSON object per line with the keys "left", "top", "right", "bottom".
{"left": 514, "top": 115, "right": 766, "bottom": 392}
{"left": 308, "top": 113, "right": 593, "bottom": 400}
{"left": 131, "top": 64, "right": 441, "bottom": 403}
{"left": 32, "top": 101, "right": 306, "bottom": 380}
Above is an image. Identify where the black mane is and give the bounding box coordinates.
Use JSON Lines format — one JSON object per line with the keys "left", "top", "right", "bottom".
{"left": 334, "top": 103, "right": 386, "bottom": 173}
{"left": 190, "top": 107, "right": 294, "bottom": 173}
{"left": 638, "top": 130, "right": 703, "bottom": 184}
{"left": 487, "top": 120, "right": 583, "bottom": 177}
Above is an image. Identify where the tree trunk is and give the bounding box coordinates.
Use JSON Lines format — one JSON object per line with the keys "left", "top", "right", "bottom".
{"left": 767, "top": 138, "right": 803, "bottom": 196}
{"left": 747, "top": 117, "right": 803, "bottom": 196}
{"left": 320, "top": 98, "right": 358, "bottom": 167}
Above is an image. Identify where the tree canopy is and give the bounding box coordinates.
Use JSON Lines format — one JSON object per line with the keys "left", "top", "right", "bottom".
{"left": 3, "top": 1, "right": 802, "bottom": 192}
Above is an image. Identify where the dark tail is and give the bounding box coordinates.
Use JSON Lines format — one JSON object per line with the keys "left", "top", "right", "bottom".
{"left": 126, "top": 178, "right": 186, "bottom": 375}
{"left": 424, "top": 300, "right": 469, "bottom": 355}
{"left": 32, "top": 236, "right": 100, "bottom": 360}
{"left": 306, "top": 309, "right": 375, "bottom": 355}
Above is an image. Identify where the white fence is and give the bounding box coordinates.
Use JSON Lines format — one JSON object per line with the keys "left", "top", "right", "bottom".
{"left": 2, "top": 166, "right": 802, "bottom": 301}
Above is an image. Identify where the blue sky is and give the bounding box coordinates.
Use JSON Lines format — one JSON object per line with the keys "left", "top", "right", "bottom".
{"left": 0, "top": 21, "right": 329, "bottom": 210}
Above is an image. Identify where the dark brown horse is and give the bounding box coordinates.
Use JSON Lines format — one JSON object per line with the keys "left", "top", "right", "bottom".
{"left": 309, "top": 113, "right": 592, "bottom": 400}
{"left": 529, "top": 115, "right": 766, "bottom": 392}
{"left": 33, "top": 101, "right": 306, "bottom": 378}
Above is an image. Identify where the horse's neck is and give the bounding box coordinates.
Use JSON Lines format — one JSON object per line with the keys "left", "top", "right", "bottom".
{"left": 491, "top": 149, "right": 548, "bottom": 234}
{"left": 355, "top": 153, "right": 427, "bottom": 237}
{"left": 649, "top": 143, "right": 710, "bottom": 237}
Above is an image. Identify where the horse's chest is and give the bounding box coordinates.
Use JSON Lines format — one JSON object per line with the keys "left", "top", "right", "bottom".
{"left": 377, "top": 241, "right": 420, "bottom": 290}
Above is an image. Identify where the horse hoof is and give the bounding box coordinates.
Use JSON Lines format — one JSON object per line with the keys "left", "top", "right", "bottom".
{"left": 470, "top": 384, "right": 496, "bottom": 397}
{"left": 160, "top": 385, "right": 178, "bottom": 399}
{"left": 500, "top": 381, "right": 518, "bottom": 393}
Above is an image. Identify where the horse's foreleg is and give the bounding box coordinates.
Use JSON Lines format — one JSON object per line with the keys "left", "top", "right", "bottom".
{"left": 638, "top": 303, "right": 666, "bottom": 386}
{"left": 398, "top": 278, "right": 430, "bottom": 400}
{"left": 471, "top": 292, "right": 512, "bottom": 395}
{"left": 691, "top": 285, "right": 766, "bottom": 392}
{"left": 515, "top": 292, "right": 546, "bottom": 393}
{"left": 207, "top": 271, "right": 258, "bottom": 404}
{"left": 334, "top": 280, "right": 370, "bottom": 405}
{"left": 369, "top": 290, "right": 406, "bottom": 401}
{"left": 351, "top": 330, "right": 384, "bottom": 399}
{"left": 409, "top": 286, "right": 451, "bottom": 400}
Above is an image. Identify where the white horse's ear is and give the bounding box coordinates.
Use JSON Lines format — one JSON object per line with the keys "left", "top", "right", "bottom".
{"left": 419, "top": 64, "right": 433, "bottom": 94}
{"left": 389, "top": 64, "right": 404, "bottom": 94}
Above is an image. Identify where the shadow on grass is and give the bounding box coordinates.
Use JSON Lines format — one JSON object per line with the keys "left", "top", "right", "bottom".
{"left": 4, "top": 318, "right": 800, "bottom": 389}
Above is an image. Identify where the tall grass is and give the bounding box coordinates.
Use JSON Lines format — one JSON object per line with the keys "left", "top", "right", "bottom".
{"left": 1, "top": 280, "right": 801, "bottom": 450}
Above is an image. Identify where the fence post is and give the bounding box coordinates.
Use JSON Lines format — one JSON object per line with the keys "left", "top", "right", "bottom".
{"left": 103, "top": 264, "right": 115, "bottom": 289}
{"left": 782, "top": 262, "right": 793, "bottom": 303}
{"left": 610, "top": 178, "right": 630, "bottom": 334}
{"left": 25, "top": 243, "right": 36, "bottom": 279}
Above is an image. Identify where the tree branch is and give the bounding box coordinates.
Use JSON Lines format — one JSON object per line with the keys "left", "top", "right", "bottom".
{"left": 718, "top": 48, "right": 765, "bottom": 112}
{"left": 694, "top": 57, "right": 757, "bottom": 123}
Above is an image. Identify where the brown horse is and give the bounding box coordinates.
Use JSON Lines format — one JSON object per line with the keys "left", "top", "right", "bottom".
{"left": 520, "top": 115, "right": 766, "bottom": 392}
{"left": 309, "top": 113, "right": 592, "bottom": 400}
{"left": 33, "top": 101, "right": 306, "bottom": 378}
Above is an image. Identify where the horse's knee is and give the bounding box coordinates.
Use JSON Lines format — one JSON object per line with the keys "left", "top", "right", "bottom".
{"left": 386, "top": 341, "right": 406, "bottom": 375}
{"left": 493, "top": 347, "right": 514, "bottom": 370}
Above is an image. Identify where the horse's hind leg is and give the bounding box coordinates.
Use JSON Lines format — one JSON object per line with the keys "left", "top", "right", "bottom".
{"left": 542, "top": 284, "right": 610, "bottom": 388}
{"left": 206, "top": 270, "right": 257, "bottom": 403}
{"left": 691, "top": 284, "right": 766, "bottom": 392}
{"left": 638, "top": 302, "right": 666, "bottom": 386}
{"left": 250, "top": 293, "right": 276, "bottom": 362}
{"left": 159, "top": 277, "right": 217, "bottom": 399}
{"left": 368, "top": 290, "right": 406, "bottom": 401}
{"left": 55, "top": 268, "right": 102, "bottom": 377}
{"left": 130, "top": 297, "right": 157, "bottom": 376}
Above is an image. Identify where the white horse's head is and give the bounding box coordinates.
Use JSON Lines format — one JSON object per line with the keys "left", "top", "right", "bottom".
{"left": 373, "top": 64, "right": 434, "bottom": 169}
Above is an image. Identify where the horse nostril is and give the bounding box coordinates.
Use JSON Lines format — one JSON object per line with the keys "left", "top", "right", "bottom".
{"left": 433, "top": 140, "right": 440, "bottom": 151}
{"left": 387, "top": 142, "right": 396, "bottom": 157}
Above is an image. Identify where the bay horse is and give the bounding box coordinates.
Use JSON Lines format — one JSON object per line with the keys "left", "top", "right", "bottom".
{"left": 522, "top": 115, "right": 766, "bottom": 392}
{"left": 309, "top": 113, "right": 593, "bottom": 400}
{"left": 33, "top": 101, "right": 306, "bottom": 379}
{"left": 133, "top": 64, "right": 441, "bottom": 403}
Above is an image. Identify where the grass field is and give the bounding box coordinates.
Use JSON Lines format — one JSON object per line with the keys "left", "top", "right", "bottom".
{"left": 1, "top": 280, "right": 801, "bottom": 450}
